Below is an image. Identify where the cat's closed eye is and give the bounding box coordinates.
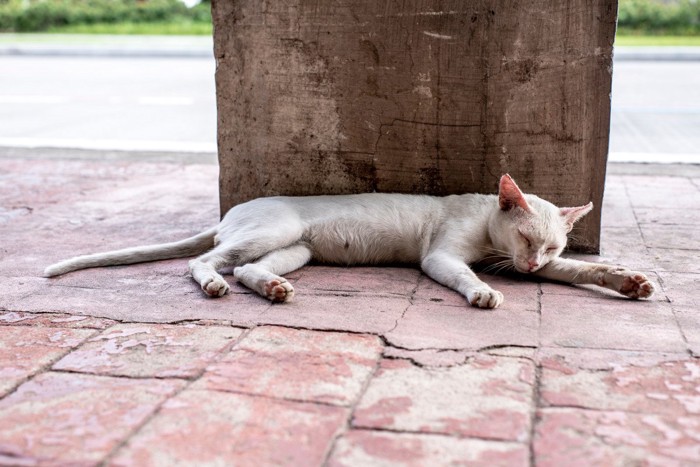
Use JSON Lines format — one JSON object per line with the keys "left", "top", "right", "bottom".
{"left": 519, "top": 232, "right": 531, "bottom": 248}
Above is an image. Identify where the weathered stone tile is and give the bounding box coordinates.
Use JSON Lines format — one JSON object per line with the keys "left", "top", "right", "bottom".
{"left": 255, "top": 293, "right": 409, "bottom": 334}
{"left": 623, "top": 175, "right": 700, "bottom": 209}
{"left": 648, "top": 248, "right": 700, "bottom": 274}
{"left": 535, "top": 408, "right": 700, "bottom": 466}
{"left": 353, "top": 357, "right": 535, "bottom": 442}
{"left": 385, "top": 301, "right": 538, "bottom": 351}
{"left": 382, "top": 347, "right": 474, "bottom": 367}
{"left": 635, "top": 207, "right": 700, "bottom": 226}
{"left": 540, "top": 295, "right": 685, "bottom": 352}
{"left": 413, "top": 272, "right": 539, "bottom": 310}
{"left": 601, "top": 178, "right": 638, "bottom": 228}
{"left": 328, "top": 430, "right": 529, "bottom": 467}
{"left": 194, "top": 326, "right": 382, "bottom": 405}
{"left": 0, "top": 372, "right": 184, "bottom": 466}
{"left": 539, "top": 351, "right": 700, "bottom": 416}
{"left": 0, "top": 275, "right": 271, "bottom": 325}
{"left": 53, "top": 323, "right": 242, "bottom": 378}
{"left": 109, "top": 389, "right": 348, "bottom": 466}
{"left": 657, "top": 272, "right": 700, "bottom": 309}
{"left": 0, "top": 311, "right": 116, "bottom": 329}
{"left": 293, "top": 266, "right": 419, "bottom": 297}
{"left": 599, "top": 227, "right": 655, "bottom": 271}
{"left": 675, "top": 307, "right": 700, "bottom": 356}
{"left": 0, "top": 326, "right": 95, "bottom": 397}
{"left": 640, "top": 225, "right": 700, "bottom": 250}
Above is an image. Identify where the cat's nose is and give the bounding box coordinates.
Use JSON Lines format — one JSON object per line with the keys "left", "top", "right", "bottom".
{"left": 528, "top": 259, "right": 540, "bottom": 271}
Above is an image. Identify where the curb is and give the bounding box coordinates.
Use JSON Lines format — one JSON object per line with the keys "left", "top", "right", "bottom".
{"left": 614, "top": 46, "right": 700, "bottom": 61}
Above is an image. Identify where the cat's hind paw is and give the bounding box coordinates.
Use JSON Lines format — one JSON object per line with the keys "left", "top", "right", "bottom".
{"left": 265, "top": 279, "right": 294, "bottom": 303}
{"left": 620, "top": 272, "right": 654, "bottom": 299}
{"left": 467, "top": 287, "right": 504, "bottom": 309}
{"left": 202, "top": 277, "right": 230, "bottom": 297}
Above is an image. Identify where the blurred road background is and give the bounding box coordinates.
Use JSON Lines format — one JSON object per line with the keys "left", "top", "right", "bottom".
{"left": 0, "top": 35, "right": 698, "bottom": 164}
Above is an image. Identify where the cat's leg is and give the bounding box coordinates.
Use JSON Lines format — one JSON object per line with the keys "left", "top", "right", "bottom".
{"left": 234, "top": 243, "right": 312, "bottom": 302}
{"left": 421, "top": 250, "right": 504, "bottom": 309}
{"left": 189, "top": 248, "right": 233, "bottom": 297}
{"left": 533, "top": 257, "right": 654, "bottom": 299}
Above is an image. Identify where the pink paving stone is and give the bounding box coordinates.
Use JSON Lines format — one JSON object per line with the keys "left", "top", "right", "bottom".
{"left": 109, "top": 389, "right": 348, "bottom": 467}
{"left": 540, "top": 294, "right": 685, "bottom": 352}
{"left": 292, "top": 265, "right": 420, "bottom": 297}
{"left": 353, "top": 357, "right": 535, "bottom": 442}
{"left": 194, "top": 325, "right": 382, "bottom": 405}
{"left": 0, "top": 311, "right": 116, "bottom": 329}
{"left": 641, "top": 225, "right": 700, "bottom": 250}
{"left": 385, "top": 301, "right": 538, "bottom": 350}
{"left": 657, "top": 272, "right": 700, "bottom": 309}
{"left": 53, "top": 323, "right": 242, "bottom": 378}
{"left": 623, "top": 174, "right": 700, "bottom": 209}
{"left": 328, "top": 430, "right": 529, "bottom": 467}
{"left": 675, "top": 308, "right": 700, "bottom": 356}
{"left": 413, "top": 272, "right": 539, "bottom": 310}
{"left": 0, "top": 372, "right": 184, "bottom": 466}
{"left": 539, "top": 351, "right": 700, "bottom": 416}
{"left": 535, "top": 408, "right": 700, "bottom": 467}
{"left": 255, "top": 293, "right": 409, "bottom": 334}
{"left": 0, "top": 326, "right": 95, "bottom": 397}
{"left": 0, "top": 275, "right": 271, "bottom": 325}
{"left": 598, "top": 227, "right": 656, "bottom": 271}
{"left": 648, "top": 247, "right": 699, "bottom": 274}
{"left": 635, "top": 207, "right": 700, "bottom": 225}
{"left": 382, "top": 347, "right": 474, "bottom": 367}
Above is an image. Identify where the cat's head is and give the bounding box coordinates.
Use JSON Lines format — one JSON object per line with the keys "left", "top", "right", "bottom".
{"left": 489, "top": 174, "right": 592, "bottom": 273}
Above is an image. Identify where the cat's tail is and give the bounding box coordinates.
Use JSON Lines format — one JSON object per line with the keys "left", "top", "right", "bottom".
{"left": 43, "top": 227, "right": 218, "bottom": 277}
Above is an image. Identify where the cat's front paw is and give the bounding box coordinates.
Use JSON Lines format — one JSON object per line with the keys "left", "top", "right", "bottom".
{"left": 619, "top": 272, "right": 655, "bottom": 299}
{"left": 467, "top": 287, "right": 504, "bottom": 309}
{"left": 202, "top": 277, "right": 230, "bottom": 297}
{"left": 265, "top": 279, "right": 294, "bottom": 303}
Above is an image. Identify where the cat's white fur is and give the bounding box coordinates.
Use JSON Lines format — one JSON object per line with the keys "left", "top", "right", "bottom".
{"left": 44, "top": 174, "right": 654, "bottom": 308}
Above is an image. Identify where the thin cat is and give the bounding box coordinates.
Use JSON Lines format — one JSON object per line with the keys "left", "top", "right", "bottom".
{"left": 44, "top": 174, "right": 654, "bottom": 308}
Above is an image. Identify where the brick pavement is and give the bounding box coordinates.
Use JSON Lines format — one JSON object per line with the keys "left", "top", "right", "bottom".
{"left": 0, "top": 153, "right": 699, "bottom": 466}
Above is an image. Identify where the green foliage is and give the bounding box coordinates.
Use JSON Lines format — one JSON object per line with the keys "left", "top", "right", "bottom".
{"left": 0, "top": 0, "right": 211, "bottom": 33}
{"left": 618, "top": 0, "right": 700, "bottom": 35}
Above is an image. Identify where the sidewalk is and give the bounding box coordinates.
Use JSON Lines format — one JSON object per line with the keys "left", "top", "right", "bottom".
{"left": 0, "top": 150, "right": 699, "bottom": 465}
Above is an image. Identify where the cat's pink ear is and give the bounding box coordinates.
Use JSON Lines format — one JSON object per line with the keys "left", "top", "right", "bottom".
{"left": 499, "top": 174, "right": 531, "bottom": 212}
{"left": 560, "top": 202, "right": 593, "bottom": 232}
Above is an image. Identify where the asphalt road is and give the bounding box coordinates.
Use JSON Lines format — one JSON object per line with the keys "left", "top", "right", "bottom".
{"left": 0, "top": 54, "right": 697, "bottom": 163}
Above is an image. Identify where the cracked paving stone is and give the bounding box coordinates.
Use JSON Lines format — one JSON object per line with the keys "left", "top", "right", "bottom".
{"left": 193, "top": 325, "right": 383, "bottom": 405}
{"left": 0, "top": 311, "right": 117, "bottom": 329}
{"left": 385, "top": 301, "right": 538, "bottom": 351}
{"left": 535, "top": 408, "right": 700, "bottom": 466}
{"left": 292, "top": 265, "right": 420, "bottom": 297}
{"left": 109, "top": 389, "right": 348, "bottom": 466}
{"left": 540, "top": 352, "right": 700, "bottom": 416}
{"left": 328, "top": 430, "right": 529, "bottom": 467}
{"left": 353, "top": 356, "right": 535, "bottom": 442}
{"left": 0, "top": 372, "right": 184, "bottom": 466}
{"left": 53, "top": 323, "right": 243, "bottom": 378}
{"left": 540, "top": 295, "right": 685, "bottom": 352}
{"left": 0, "top": 326, "right": 95, "bottom": 397}
{"left": 255, "top": 294, "right": 409, "bottom": 334}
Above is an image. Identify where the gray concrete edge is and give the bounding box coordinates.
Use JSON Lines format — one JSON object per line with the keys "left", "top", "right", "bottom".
{"left": 3, "top": 146, "right": 699, "bottom": 177}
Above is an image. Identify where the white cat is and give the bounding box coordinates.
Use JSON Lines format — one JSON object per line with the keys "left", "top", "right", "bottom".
{"left": 44, "top": 174, "right": 654, "bottom": 308}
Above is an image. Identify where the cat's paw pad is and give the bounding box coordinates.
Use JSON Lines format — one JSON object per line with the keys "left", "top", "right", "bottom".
{"left": 202, "top": 277, "right": 230, "bottom": 297}
{"left": 467, "top": 287, "right": 504, "bottom": 309}
{"left": 620, "top": 273, "right": 655, "bottom": 299}
{"left": 265, "top": 279, "right": 294, "bottom": 303}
